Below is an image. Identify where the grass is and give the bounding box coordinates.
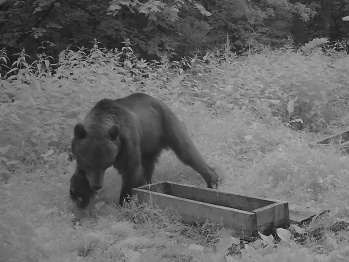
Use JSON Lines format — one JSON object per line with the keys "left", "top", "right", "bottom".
{"left": 1, "top": 47, "right": 349, "bottom": 261}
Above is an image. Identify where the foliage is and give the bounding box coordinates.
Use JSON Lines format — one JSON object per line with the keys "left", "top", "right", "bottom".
{"left": 301, "top": 37, "right": 328, "bottom": 53}
{"left": 1, "top": 42, "right": 349, "bottom": 178}
{"left": 204, "top": 0, "right": 309, "bottom": 52}
{"left": 0, "top": 0, "right": 311, "bottom": 65}
{"left": 107, "top": 0, "right": 216, "bottom": 58}
{"left": 293, "top": 0, "right": 349, "bottom": 45}
{"left": 180, "top": 46, "right": 349, "bottom": 131}
{"left": 1, "top": 44, "right": 349, "bottom": 261}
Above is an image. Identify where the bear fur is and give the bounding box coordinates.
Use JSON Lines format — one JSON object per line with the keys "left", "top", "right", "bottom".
{"left": 70, "top": 169, "right": 95, "bottom": 209}
{"left": 70, "top": 93, "right": 218, "bottom": 208}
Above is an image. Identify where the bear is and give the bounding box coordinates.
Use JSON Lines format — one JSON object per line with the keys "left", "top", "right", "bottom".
{"left": 70, "top": 169, "right": 95, "bottom": 209}
{"left": 70, "top": 93, "right": 219, "bottom": 208}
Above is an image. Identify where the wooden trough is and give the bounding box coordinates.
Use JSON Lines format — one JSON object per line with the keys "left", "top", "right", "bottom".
{"left": 132, "top": 182, "right": 290, "bottom": 240}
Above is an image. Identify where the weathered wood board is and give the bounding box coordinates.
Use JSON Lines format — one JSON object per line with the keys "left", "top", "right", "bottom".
{"left": 132, "top": 182, "right": 290, "bottom": 240}
{"left": 289, "top": 204, "right": 329, "bottom": 224}
{"left": 317, "top": 130, "right": 349, "bottom": 145}
{"left": 316, "top": 130, "right": 349, "bottom": 154}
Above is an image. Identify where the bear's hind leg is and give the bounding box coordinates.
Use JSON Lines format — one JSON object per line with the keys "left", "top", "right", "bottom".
{"left": 170, "top": 140, "right": 219, "bottom": 188}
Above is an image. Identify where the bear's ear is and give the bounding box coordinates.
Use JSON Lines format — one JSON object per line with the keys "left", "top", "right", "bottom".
{"left": 108, "top": 124, "right": 120, "bottom": 141}
{"left": 74, "top": 123, "right": 87, "bottom": 139}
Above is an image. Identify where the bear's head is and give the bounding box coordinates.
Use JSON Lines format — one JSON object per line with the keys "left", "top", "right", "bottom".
{"left": 70, "top": 170, "right": 95, "bottom": 208}
{"left": 72, "top": 123, "right": 120, "bottom": 192}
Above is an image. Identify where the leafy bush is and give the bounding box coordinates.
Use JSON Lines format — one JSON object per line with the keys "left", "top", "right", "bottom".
{"left": 180, "top": 48, "right": 349, "bottom": 131}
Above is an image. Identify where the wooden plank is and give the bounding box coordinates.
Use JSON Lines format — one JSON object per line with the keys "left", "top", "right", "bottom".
{"left": 133, "top": 188, "right": 258, "bottom": 239}
{"left": 289, "top": 204, "right": 329, "bottom": 224}
{"left": 317, "top": 130, "right": 349, "bottom": 145}
{"left": 161, "top": 182, "right": 275, "bottom": 212}
{"left": 254, "top": 202, "right": 290, "bottom": 231}
{"left": 137, "top": 181, "right": 170, "bottom": 193}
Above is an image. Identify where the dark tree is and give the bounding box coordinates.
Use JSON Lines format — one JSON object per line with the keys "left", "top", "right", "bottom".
{"left": 320, "top": 0, "right": 333, "bottom": 38}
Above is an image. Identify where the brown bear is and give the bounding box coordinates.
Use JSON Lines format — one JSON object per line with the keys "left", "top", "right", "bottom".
{"left": 70, "top": 93, "right": 218, "bottom": 208}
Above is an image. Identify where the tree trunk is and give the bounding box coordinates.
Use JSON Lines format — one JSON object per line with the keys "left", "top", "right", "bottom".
{"left": 321, "top": 0, "right": 333, "bottom": 38}
{"left": 290, "top": 0, "right": 306, "bottom": 45}
{"left": 292, "top": 14, "right": 306, "bottom": 45}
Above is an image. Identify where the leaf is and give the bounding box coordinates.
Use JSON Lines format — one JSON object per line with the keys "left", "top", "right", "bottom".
{"left": 216, "top": 236, "right": 239, "bottom": 253}
{"left": 9, "top": 112, "right": 22, "bottom": 124}
{"left": 287, "top": 96, "right": 298, "bottom": 114}
{"left": 242, "top": 244, "right": 258, "bottom": 257}
{"left": 188, "top": 243, "right": 204, "bottom": 251}
{"left": 268, "top": 99, "right": 281, "bottom": 105}
{"left": 67, "top": 160, "right": 76, "bottom": 173}
{"left": 166, "top": 6, "right": 179, "bottom": 21}
{"left": 244, "top": 135, "right": 252, "bottom": 141}
{"left": 139, "top": 1, "right": 164, "bottom": 14}
{"left": 258, "top": 232, "right": 274, "bottom": 244}
{"left": 290, "top": 224, "right": 306, "bottom": 234}
{"left": 0, "top": 157, "right": 9, "bottom": 162}
{"left": 41, "top": 149, "right": 54, "bottom": 157}
{"left": 6, "top": 160, "right": 20, "bottom": 165}
{"left": 276, "top": 228, "right": 292, "bottom": 242}
{"left": 0, "top": 145, "right": 11, "bottom": 154}
{"left": 107, "top": 3, "right": 122, "bottom": 15}
{"left": 194, "top": 3, "right": 211, "bottom": 16}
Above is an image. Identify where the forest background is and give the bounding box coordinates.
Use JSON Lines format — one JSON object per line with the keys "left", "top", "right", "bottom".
{"left": 2, "top": 0, "right": 349, "bottom": 262}
{"left": 0, "top": 0, "right": 347, "bottom": 65}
